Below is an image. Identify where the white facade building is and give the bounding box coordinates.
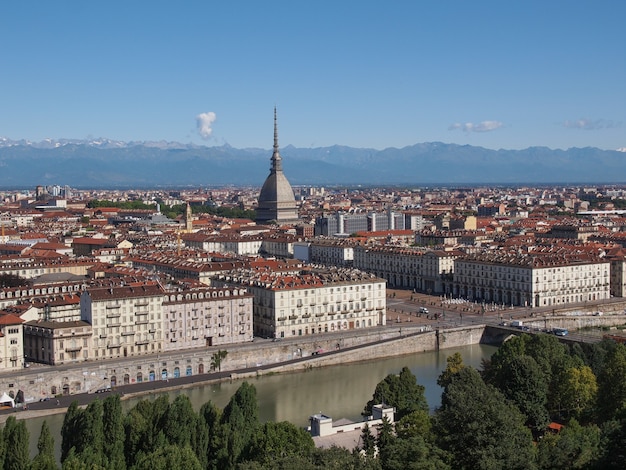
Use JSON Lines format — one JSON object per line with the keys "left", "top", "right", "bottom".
{"left": 453, "top": 252, "right": 610, "bottom": 307}
{"left": 80, "top": 283, "right": 165, "bottom": 359}
{"left": 162, "top": 286, "right": 254, "bottom": 350}
{"left": 214, "top": 266, "right": 386, "bottom": 339}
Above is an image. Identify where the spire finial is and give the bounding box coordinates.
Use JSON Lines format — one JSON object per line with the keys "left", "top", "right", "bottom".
{"left": 271, "top": 107, "right": 283, "bottom": 172}
{"left": 274, "top": 106, "right": 279, "bottom": 152}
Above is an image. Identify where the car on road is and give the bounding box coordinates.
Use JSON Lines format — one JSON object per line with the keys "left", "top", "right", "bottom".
{"left": 418, "top": 307, "right": 429, "bottom": 314}
{"left": 553, "top": 328, "right": 569, "bottom": 336}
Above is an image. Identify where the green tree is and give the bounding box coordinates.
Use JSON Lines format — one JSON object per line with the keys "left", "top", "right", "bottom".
{"left": 163, "top": 395, "right": 196, "bottom": 447}
{"left": 217, "top": 382, "right": 259, "bottom": 469}
{"left": 596, "top": 408, "right": 626, "bottom": 469}
{"left": 61, "top": 401, "right": 82, "bottom": 461}
{"left": 103, "top": 394, "right": 126, "bottom": 470}
{"left": 247, "top": 421, "right": 315, "bottom": 467}
{"left": 31, "top": 420, "right": 57, "bottom": 470}
{"left": 435, "top": 367, "right": 536, "bottom": 469}
{"left": 437, "top": 352, "right": 465, "bottom": 389}
{"left": 395, "top": 409, "right": 432, "bottom": 440}
{"left": 131, "top": 444, "right": 202, "bottom": 470}
{"left": 3, "top": 416, "right": 31, "bottom": 470}
{"left": 359, "top": 423, "right": 377, "bottom": 459}
{"left": 497, "top": 355, "right": 550, "bottom": 431}
{"left": 124, "top": 396, "right": 169, "bottom": 468}
{"left": 597, "top": 343, "right": 626, "bottom": 422}
{"left": 311, "top": 445, "right": 375, "bottom": 470}
{"left": 0, "top": 425, "right": 4, "bottom": 469}
{"left": 558, "top": 365, "right": 598, "bottom": 420}
{"left": 376, "top": 416, "right": 395, "bottom": 468}
{"left": 77, "top": 399, "right": 105, "bottom": 466}
{"left": 380, "top": 435, "right": 450, "bottom": 470}
{"left": 537, "top": 418, "right": 600, "bottom": 469}
{"left": 210, "top": 349, "right": 228, "bottom": 372}
{"left": 200, "top": 400, "right": 223, "bottom": 469}
{"left": 364, "top": 367, "right": 428, "bottom": 420}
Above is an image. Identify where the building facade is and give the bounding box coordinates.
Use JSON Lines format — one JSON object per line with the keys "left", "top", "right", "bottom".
{"left": 80, "top": 283, "right": 165, "bottom": 359}
{"left": 162, "top": 286, "right": 254, "bottom": 350}
{"left": 213, "top": 266, "right": 386, "bottom": 339}
{"left": 452, "top": 252, "right": 610, "bottom": 307}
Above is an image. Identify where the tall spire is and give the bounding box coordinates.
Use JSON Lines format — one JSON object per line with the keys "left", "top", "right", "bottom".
{"left": 271, "top": 106, "right": 283, "bottom": 172}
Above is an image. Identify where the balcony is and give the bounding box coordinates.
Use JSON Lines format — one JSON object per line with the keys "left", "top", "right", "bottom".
{"left": 135, "top": 320, "right": 149, "bottom": 325}
{"left": 302, "top": 314, "right": 311, "bottom": 319}
{"left": 315, "top": 313, "right": 324, "bottom": 317}
{"left": 288, "top": 315, "right": 298, "bottom": 320}
{"left": 135, "top": 340, "right": 149, "bottom": 346}
{"left": 277, "top": 316, "right": 287, "bottom": 321}
{"left": 121, "top": 331, "right": 135, "bottom": 336}
{"left": 65, "top": 346, "right": 82, "bottom": 353}
{"left": 135, "top": 311, "right": 148, "bottom": 316}
{"left": 107, "top": 322, "right": 121, "bottom": 328}
{"left": 106, "top": 312, "right": 121, "bottom": 318}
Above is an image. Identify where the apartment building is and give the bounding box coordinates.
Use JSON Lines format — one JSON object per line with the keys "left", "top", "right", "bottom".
{"left": 80, "top": 283, "right": 165, "bottom": 359}
{"left": 352, "top": 245, "right": 463, "bottom": 293}
{"left": 162, "top": 286, "right": 253, "bottom": 350}
{"left": 0, "top": 313, "right": 24, "bottom": 370}
{"left": 309, "top": 239, "right": 359, "bottom": 266}
{"left": 453, "top": 251, "right": 610, "bottom": 307}
{"left": 213, "top": 265, "right": 386, "bottom": 339}
{"left": 23, "top": 320, "right": 92, "bottom": 365}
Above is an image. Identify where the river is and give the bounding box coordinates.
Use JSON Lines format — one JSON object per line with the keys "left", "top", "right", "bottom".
{"left": 22, "top": 343, "right": 497, "bottom": 460}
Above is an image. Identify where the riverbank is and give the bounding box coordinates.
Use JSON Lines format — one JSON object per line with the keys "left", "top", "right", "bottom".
{"left": 1, "top": 323, "right": 475, "bottom": 424}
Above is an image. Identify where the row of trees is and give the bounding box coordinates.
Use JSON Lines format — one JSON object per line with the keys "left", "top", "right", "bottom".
{"left": 2, "top": 335, "right": 625, "bottom": 469}
{"left": 355, "top": 335, "right": 626, "bottom": 469}
{"left": 86, "top": 199, "right": 256, "bottom": 221}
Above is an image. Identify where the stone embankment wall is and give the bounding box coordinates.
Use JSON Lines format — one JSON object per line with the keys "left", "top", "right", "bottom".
{"left": 245, "top": 325, "right": 486, "bottom": 377}
{"left": 4, "top": 312, "right": 625, "bottom": 401}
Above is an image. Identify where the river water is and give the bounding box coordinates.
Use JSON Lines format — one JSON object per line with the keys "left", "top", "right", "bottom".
{"left": 23, "top": 343, "right": 497, "bottom": 460}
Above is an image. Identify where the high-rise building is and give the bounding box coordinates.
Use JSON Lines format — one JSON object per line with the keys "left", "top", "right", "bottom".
{"left": 256, "top": 108, "right": 299, "bottom": 224}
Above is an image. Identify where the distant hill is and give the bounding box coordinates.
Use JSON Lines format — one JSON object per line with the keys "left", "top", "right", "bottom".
{"left": 0, "top": 137, "right": 624, "bottom": 188}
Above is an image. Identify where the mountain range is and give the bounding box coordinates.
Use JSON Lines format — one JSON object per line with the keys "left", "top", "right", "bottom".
{"left": 0, "top": 137, "right": 625, "bottom": 188}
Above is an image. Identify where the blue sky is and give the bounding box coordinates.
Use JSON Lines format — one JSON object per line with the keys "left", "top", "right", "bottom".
{"left": 1, "top": 1, "right": 624, "bottom": 151}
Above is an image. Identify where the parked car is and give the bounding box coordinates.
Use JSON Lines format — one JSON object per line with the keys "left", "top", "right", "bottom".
{"left": 553, "top": 328, "right": 569, "bottom": 336}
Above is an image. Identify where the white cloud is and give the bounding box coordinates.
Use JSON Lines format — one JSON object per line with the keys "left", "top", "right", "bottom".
{"left": 448, "top": 120, "right": 504, "bottom": 133}
{"left": 563, "top": 118, "right": 619, "bottom": 130}
{"left": 196, "top": 112, "right": 217, "bottom": 139}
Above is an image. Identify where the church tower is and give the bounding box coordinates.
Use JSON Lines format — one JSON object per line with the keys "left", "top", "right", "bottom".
{"left": 256, "top": 108, "right": 299, "bottom": 224}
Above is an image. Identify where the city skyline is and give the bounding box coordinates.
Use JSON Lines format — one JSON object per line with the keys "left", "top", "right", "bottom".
{"left": 1, "top": 1, "right": 624, "bottom": 151}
